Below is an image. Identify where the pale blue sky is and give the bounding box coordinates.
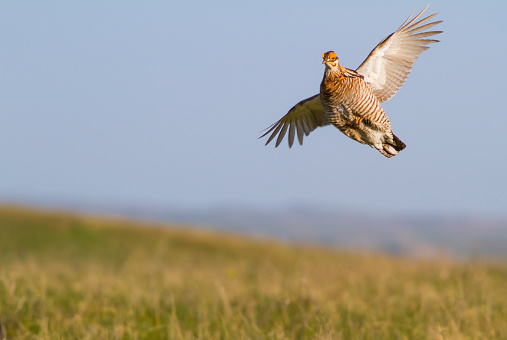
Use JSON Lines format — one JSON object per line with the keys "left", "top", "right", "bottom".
{"left": 1, "top": 1, "right": 506, "bottom": 216}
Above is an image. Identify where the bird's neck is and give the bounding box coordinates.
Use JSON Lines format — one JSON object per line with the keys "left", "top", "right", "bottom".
{"left": 324, "top": 65, "right": 343, "bottom": 80}
{"left": 324, "top": 65, "right": 363, "bottom": 82}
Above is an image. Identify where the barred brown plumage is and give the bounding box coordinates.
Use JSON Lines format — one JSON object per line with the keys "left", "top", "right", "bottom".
{"left": 260, "top": 5, "right": 442, "bottom": 158}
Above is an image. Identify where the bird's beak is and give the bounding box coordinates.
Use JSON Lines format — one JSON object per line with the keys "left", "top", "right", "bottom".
{"left": 322, "top": 60, "right": 326, "bottom": 64}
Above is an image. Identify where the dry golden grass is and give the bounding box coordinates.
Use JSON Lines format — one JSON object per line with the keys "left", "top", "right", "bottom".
{"left": 0, "top": 206, "right": 506, "bottom": 339}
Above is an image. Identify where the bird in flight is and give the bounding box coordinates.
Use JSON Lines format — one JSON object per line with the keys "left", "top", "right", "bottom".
{"left": 260, "top": 5, "right": 442, "bottom": 158}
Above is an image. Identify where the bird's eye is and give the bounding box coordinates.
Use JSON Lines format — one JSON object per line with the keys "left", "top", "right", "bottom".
{"left": 322, "top": 53, "right": 326, "bottom": 59}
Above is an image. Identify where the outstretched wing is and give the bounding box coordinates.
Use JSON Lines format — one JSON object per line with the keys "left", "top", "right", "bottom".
{"left": 356, "top": 5, "right": 443, "bottom": 103}
{"left": 260, "top": 94, "right": 329, "bottom": 148}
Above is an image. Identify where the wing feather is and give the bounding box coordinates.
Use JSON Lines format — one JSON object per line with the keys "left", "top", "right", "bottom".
{"left": 356, "top": 5, "right": 442, "bottom": 103}
{"left": 296, "top": 120, "right": 305, "bottom": 145}
{"left": 260, "top": 94, "right": 329, "bottom": 148}
{"left": 264, "top": 123, "right": 283, "bottom": 145}
{"left": 276, "top": 123, "right": 289, "bottom": 147}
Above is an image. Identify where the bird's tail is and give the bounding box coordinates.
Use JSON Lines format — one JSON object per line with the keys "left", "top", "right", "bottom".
{"left": 379, "top": 134, "right": 406, "bottom": 158}
{"left": 392, "top": 134, "right": 406, "bottom": 151}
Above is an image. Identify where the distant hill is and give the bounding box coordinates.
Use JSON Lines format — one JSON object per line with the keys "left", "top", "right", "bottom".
{"left": 2, "top": 200, "right": 507, "bottom": 258}
{"left": 143, "top": 206, "right": 507, "bottom": 258}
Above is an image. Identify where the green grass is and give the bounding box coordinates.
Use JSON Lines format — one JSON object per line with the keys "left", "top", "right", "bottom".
{"left": 0, "top": 206, "right": 506, "bottom": 339}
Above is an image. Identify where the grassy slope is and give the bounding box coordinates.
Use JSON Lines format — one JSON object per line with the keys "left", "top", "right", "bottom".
{"left": 0, "top": 206, "right": 506, "bottom": 340}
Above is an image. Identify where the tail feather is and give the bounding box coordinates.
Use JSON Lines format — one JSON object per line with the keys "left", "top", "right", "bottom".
{"left": 379, "top": 134, "right": 406, "bottom": 158}
{"left": 392, "top": 134, "right": 406, "bottom": 151}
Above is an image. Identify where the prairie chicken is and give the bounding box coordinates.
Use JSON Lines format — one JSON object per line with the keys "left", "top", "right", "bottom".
{"left": 261, "top": 5, "right": 442, "bottom": 158}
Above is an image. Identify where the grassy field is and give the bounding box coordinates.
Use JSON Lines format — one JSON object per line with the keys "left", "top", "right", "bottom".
{"left": 0, "top": 206, "right": 506, "bottom": 339}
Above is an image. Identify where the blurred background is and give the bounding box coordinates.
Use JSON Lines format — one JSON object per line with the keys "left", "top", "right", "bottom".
{"left": 1, "top": 0, "right": 506, "bottom": 258}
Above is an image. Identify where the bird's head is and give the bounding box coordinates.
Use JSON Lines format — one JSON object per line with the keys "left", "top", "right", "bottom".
{"left": 322, "top": 51, "right": 340, "bottom": 69}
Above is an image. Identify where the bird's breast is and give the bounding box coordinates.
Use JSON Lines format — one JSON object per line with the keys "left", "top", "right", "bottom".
{"left": 320, "top": 75, "right": 352, "bottom": 112}
{"left": 320, "top": 75, "right": 391, "bottom": 131}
